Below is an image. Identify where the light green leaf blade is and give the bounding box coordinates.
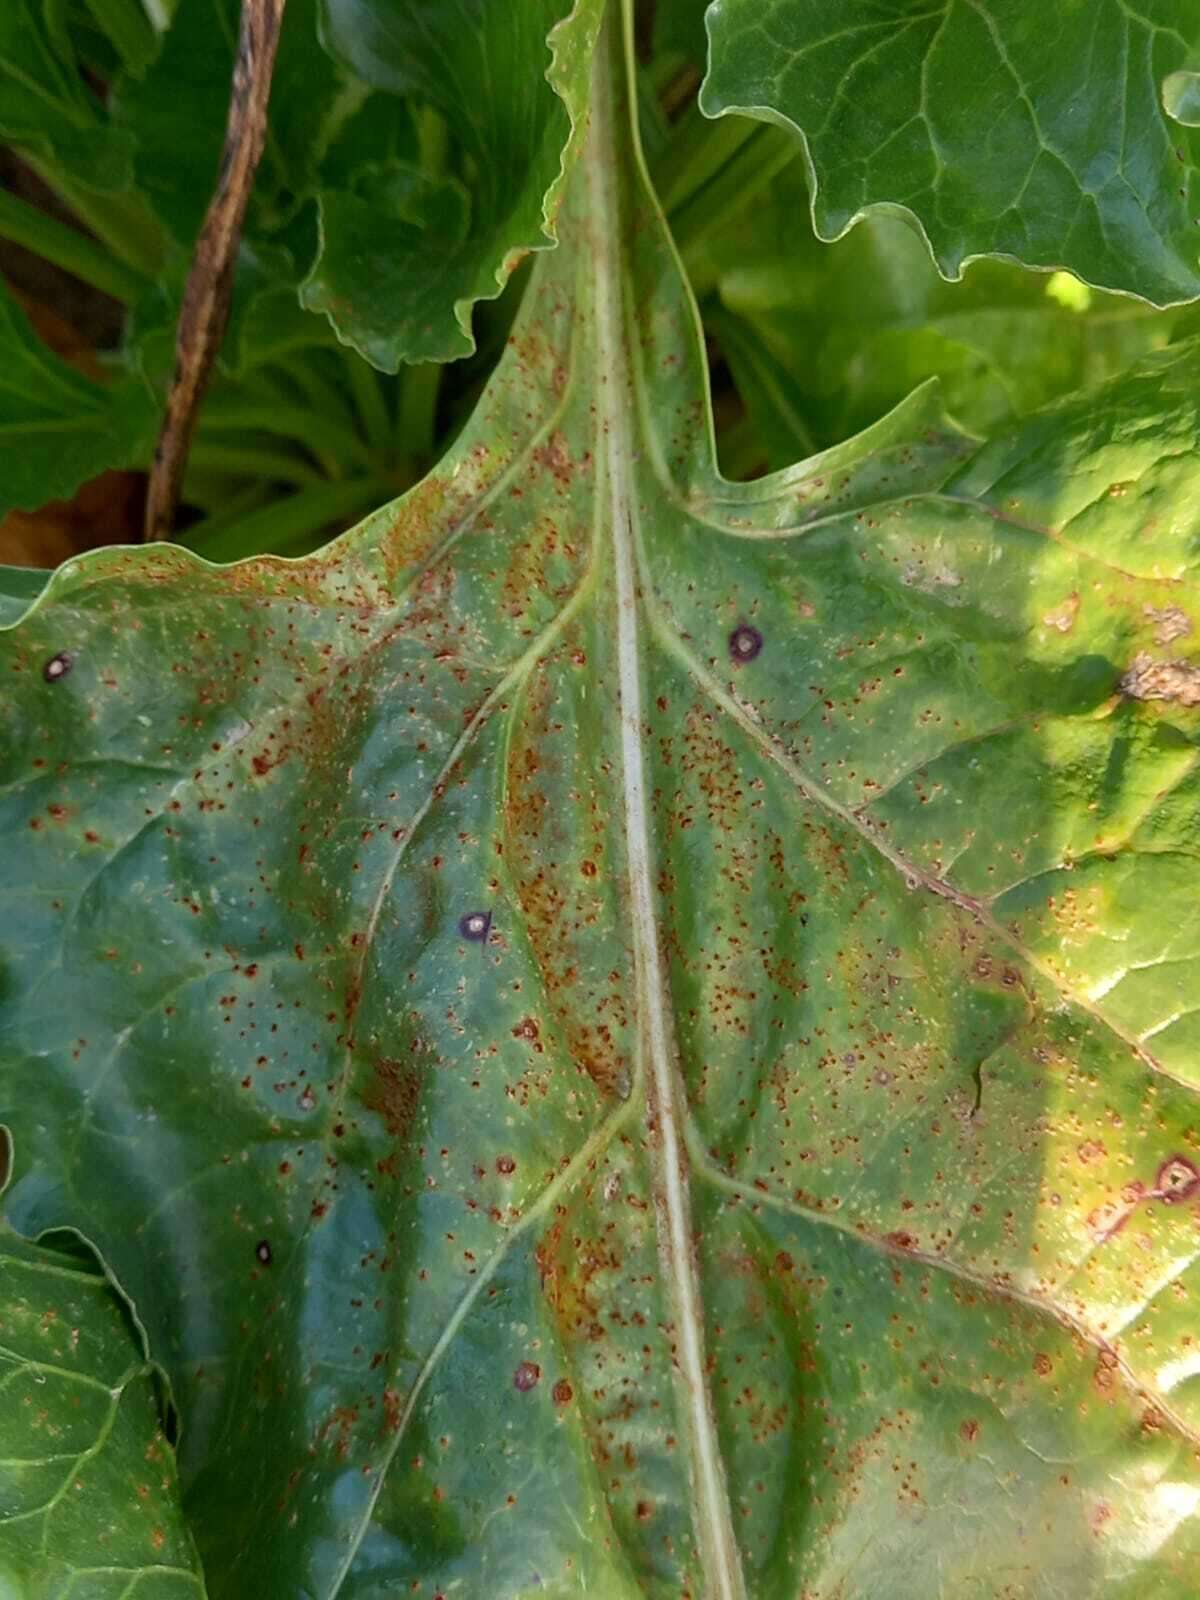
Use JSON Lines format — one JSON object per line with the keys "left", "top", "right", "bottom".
{"left": 0, "top": 280, "right": 158, "bottom": 518}
{"left": 301, "top": 0, "right": 606, "bottom": 367}
{"left": 689, "top": 159, "right": 1197, "bottom": 450}
{"left": 0, "top": 1223, "right": 205, "bottom": 1596}
{"left": 701, "top": 0, "right": 1200, "bottom": 305}
{"left": 0, "top": 568, "right": 52, "bottom": 627}
{"left": 1165, "top": 67, "right": 1200, "bottom": 126}
{"left": 3, "top": 9, "right": 1200, "bottom": 1597}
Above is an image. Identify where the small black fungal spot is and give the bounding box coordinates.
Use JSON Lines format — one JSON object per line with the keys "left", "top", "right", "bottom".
{"left": 255, "top": 1239, "right": 273, "bottom": 1265}
{"left": 728, "top": 624, "right": 763, "bottom": 665}
{"left": 459, "top": 910, "right": 492, "bottom": 943}
{"left": 43, "top": 651, "right": 74, "bottom": 683}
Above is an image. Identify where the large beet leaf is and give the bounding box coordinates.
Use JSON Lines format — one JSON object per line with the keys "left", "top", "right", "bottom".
{"left": 3, "top": 9, "right": 1200, "bottom": 1596}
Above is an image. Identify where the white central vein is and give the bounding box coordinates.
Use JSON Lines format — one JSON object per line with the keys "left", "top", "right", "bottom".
{"left": 589, "top": 19, "right": 746, "bottom": 1600}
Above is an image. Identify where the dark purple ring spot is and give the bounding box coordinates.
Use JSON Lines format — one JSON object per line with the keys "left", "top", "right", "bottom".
{"left": 513, "top": 1361, "right": 541, "bottom": 1392}
{"left": 43, "top": 651, "right": 74, "bottom": 683}
{"left": 728, "top": 624, "right": 763, "bottom": 665}
{"left": 1156, "top": 1156, "right": 1200, "bottom": 1203}
{"left": 255, "top": 1238, "right": 273, "bottom": 1265}
{"left": 459, "top": 910, "right": 492, "bottom": 943}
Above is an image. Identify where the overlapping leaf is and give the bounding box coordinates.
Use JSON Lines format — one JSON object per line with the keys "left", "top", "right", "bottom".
{"left": 3, "top": 9, "right": 1200, "bottom": 1597}
{"left": 689, "top": 161, "right": 1200, "bottom": 459}
{"left": 304, "top": 0, "right": 606, "bottom": 366}
{"left": 0, "top": 1224, "right": 204, "bottom": 1596}
{"left": 702, "top": 0, "right": 1200, "bottom": 305}
{"left": 0, "top": 280, "right": 157, "bottom": 519}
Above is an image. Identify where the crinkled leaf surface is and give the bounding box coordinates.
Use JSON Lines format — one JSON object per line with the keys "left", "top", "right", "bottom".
{"left": 4, "top": 12, "right": 1200, "bottom": 1597}
{"left": 0, "top": 1224, "right": 204, "bottom": 1596}
{"left": 116, "top": 0, "right": 601, "bottom": 369}
{"left": 701, "top": 0, "right": 1200, "bottom": 306}
{"left": 302, "top": 0, "right": 605, "bottom": 367}
{"left": 0, "top": 281, "right": 157, "bottom": 519}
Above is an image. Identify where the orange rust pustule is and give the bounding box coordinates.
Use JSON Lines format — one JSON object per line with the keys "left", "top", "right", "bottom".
{"left": 378, "top": 474, "right": 454, "bottom": 588}
{"left": 382, "top": 1387, "right": 403, "bottom": 1433}
{"left": 512, "top": 1016, "right": 543, "bottom": 1050}
{"left": 503, "top": 667, "right": 630, "bottom": 1098}
{"left": 530, "top": 429, "right": 581, "bottom": 489}
{"left": 535, "top": 1213, "right": 624, "bottom": 1345}
{"left": 885, "top": 1230, "right": 918, "bottom": 1252}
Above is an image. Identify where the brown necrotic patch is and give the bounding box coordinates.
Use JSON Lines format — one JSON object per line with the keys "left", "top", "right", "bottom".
{"left": 1144, "top": 605, "right": 1192, "bottom": 645}
{"left": 1119, "top": 652, "right": 1200, "bottom": 706}
{"left": 502, "top": 653, "right": 632, "bottom": 1097}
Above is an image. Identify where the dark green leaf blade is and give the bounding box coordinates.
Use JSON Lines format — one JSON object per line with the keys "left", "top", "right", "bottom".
{"left": 114, "top": 0, "right": 346, "bottom": 246}
{"left": 80, "top": 0, "right": 160, "bottom": 77}
{"left": 0, "top": 281, "right": 157, "bottom": 518}
{"left": 302, "top": 0, "right": 605, "bottom": 366}
{"left": 0, "top": 1, "right": 134, "bottom": 190}
{"left": 0, "top": 1223, "right": 205, "bottom": 1595}
{"left": 701, "top": 0, "right": 1200, "bottom": 305}
{"left": 3, "top": 10, "right": 1200, "bottom": 1598}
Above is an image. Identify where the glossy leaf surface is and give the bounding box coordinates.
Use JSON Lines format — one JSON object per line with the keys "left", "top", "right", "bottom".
{"left": 701, "top": 0, "right": 1200, "bottom": 305}
{"left": 4, "top": 11, "right": 1200, "bottom": 1597}
{"left": 0, "top": 1225, "right": 203, "bottom": 1596}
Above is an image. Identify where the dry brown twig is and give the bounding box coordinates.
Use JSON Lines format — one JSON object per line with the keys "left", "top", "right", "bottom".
{"left": 144, "top": 0, "right": 287, "bottom": 542}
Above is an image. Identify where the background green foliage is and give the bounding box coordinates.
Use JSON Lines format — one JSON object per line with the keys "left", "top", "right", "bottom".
{"left": 3, "top": 0, "right": 1200, "bottom": 558}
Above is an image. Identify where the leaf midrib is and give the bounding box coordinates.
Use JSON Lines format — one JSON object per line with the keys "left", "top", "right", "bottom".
{"left": 593, "top": 12, "right": 747, "bottom": 1599}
